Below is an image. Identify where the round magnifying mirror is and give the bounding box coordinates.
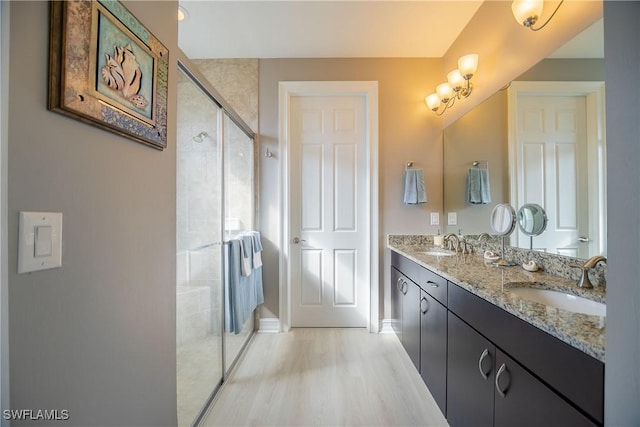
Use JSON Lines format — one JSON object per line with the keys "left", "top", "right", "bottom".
{"left": 490, "top": 203, "right": 516, "bottom": 236}
{"left": 517, "top": 203, "right": 548, "bottom": 237}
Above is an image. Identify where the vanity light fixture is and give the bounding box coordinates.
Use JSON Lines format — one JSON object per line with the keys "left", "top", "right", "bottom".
{"left": 178, "top": 5, "right": 190, "bottom": 22}
{"left": 426, "top": 53, "right": 478, "bottom": 116}
{"left": 511, "top": 0, "right": 564, "bottom": 31}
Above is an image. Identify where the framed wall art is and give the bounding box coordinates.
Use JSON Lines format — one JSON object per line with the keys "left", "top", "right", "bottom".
{"left": 48, "top": 0, "right": 169, "bottom": 150}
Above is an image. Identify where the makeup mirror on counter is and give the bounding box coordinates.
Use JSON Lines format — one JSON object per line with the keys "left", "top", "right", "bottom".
{"left": 443, "top": 18, "right": 606, "bottom": 260}
{"left": 517, "top": 203, "right": 547, "bottom": 250}
{"left": 490, "top": 203, "right": 517, "bottom": 266}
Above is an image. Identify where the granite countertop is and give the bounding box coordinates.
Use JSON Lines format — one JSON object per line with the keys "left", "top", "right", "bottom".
{"left": 388, "top": 241, "right": 606, "bottom": 363}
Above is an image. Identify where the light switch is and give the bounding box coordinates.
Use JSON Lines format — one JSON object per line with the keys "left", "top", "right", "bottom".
{"left": 430, "top": 212, "right": 440, "bottom": 226}
{"left": 35, "top": 225, "right": 53, "bottom": 257}
{"left": 18, "top": 212, "right": 62, "bottom": 274}
{"left": 448, "top": 212, "right": 458, "bottom": 226}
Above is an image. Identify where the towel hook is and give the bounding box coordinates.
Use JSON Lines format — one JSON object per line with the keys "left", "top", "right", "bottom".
{"left": 406, "top": 161, "right": 414, "bottom": 170}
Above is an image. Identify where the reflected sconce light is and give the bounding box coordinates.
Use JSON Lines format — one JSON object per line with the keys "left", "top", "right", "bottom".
{"left": 511, "top": 0, "right": 564, "bottom": 31}
{"left": 178, "top": 5, "right": 190, "bottom": 22}
{"left": 426, "top": 53, "right": 478, "bottom": 116}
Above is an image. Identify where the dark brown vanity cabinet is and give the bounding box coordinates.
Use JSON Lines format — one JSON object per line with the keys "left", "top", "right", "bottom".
{"left": 420, "top": 290, "right": 447, "bottom": 415}
{"left": 448, "top": 282, "right": 603, "bottom": 427}
{"left": 391, "top": 252, "right": 448, "bottom": 415}
{"left": 447, "top": 312, "right": 597, "bottom": 427}
{"left": 391, "top": 266, "right": 421, "bottom": 370}
{"left": 390, "top": 250, "right": 604, "bottom": 427}
{"left": 493, "top": 350, "right": 597, "bottom": 427}
{"left": 447, "top": 312, "right": 495, "bottom": 427}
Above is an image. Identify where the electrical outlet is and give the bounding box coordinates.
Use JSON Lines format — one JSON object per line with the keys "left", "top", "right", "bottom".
{"left": 430, "top": 212, "right": 439, "bottom": 226}
{"left": 448, "top": 212, "right": 458, "bottom": 226}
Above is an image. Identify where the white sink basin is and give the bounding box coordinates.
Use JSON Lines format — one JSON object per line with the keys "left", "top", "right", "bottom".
{"left": 510, "top": 287, "right": 606, "bottom": 317}
{"left": 420, "top": 250, "right": 454, "bottom": 257}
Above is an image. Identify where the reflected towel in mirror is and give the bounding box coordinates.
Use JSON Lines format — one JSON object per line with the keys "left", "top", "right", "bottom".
{"left": 403, "top": 168, "right": 427, "bottom": 204}
{"left": 468, "top": 168, "right": 491, "bottom": 204}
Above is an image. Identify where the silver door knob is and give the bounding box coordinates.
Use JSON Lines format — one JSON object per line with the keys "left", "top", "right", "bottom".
{"left": 578, "top": 236, "right": 590, "bottom": 243}
{"left": 292, "top": 237, "right": 307, "bottom": 244}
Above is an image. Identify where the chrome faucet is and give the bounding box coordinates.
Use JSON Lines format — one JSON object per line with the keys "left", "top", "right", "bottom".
{"left": 571, "top": 256, "right": 607, "bottom": 289}
{"left": 477, "top": 233, "right": 491, "bottom": 243}
{"left": 443, "top": 233, "right": 460, "bottom": 253}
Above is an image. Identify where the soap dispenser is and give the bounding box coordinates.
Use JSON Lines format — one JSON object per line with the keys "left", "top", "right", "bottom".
{"left": 433, "top": 229, "right": 444, "bottom": 247}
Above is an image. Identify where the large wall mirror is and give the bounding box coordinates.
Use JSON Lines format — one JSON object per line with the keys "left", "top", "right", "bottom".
{"left": 443, "top": 19, "right": 606, "bottom": 259}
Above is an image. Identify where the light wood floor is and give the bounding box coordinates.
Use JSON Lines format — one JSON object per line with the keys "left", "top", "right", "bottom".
{"left": 201, "top": 328, "right": 449, "bottom": 427}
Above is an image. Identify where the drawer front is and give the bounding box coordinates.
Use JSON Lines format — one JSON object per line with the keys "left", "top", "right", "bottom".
{"left": 419, "top": 268, "right": 447, "bottom": 305}
{"left": 391, "top": 251, "right": 422, "bottom": 284}
{"left": 390, "top": 251, "right": 447, "bottom": 305}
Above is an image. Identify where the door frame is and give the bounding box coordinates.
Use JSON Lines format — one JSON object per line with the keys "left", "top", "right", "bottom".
{"left": 278, "top": 81, "right": 379, "bottom": 333}
{"left": 508, "top": 81, "right": 606, "bottom": 255}
{"left": 1, "top": 1, "right": 8, "bottom": 418}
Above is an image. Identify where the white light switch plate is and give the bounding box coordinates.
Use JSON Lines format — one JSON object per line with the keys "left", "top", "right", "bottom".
{"left": 430, "top": 212, "right": 439, "bottom": 226}
{"left": 448, "top": 212, "right": 458, "bottom": 226}
{"left": 18, "top": 212, "right": 62, "bottom": 274}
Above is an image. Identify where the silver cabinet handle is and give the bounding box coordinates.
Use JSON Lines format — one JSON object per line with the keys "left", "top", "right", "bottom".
{"left": 478, "top": 348, "right": 491, "bottom": 380}
{"left": 495, "top": 363, "right": 509, "bottom": 398}
{"left": 396, "top": 277, "right": 403, "bottom": 291}
{"left": 420, "top": 297, "right": 429, "bottom": 314}
{"left": 401, "top": 279, "right": 408, "bottom": 295}
{"left": 427, "top": 281, "right": 439, "bottom": 288}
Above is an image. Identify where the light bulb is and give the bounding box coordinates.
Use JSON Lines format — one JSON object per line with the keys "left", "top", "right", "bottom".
{"left": 426, "top": 93, "right": 441, "bottom": 111}
{"left": 436, "top": 83, "right": 453, "bottom": 103}
{"left": 458, "top": 54, "right": 479, "bottom": 80}
{"left": 447, "top": 69, "right": 465, "bottom": 91}
{"left": 511, "top": 0, "right": 543, "bottom": 27}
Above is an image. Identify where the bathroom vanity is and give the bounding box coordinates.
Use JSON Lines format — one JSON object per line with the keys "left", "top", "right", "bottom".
{"left": 389, "top": 237, "right": 605, "bottom": 427}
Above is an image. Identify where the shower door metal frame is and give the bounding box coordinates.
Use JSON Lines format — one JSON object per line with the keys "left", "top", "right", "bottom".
{"left": 176, "top": 49, "right": 256, "bottom": 427}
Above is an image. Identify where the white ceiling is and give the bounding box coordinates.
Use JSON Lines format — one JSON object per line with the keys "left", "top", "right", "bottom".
{"left": 178, "top": 1, "right": 484, "bottom": 59}
{"left": 177, "top": 1, "right": 604, "bottom": 60}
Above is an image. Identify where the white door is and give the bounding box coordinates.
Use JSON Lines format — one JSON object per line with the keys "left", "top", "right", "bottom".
{"left": 289, "top": 95, "right": 368, "bottom": 327}
{"left": 515, "top": 95, "right": 589, "bottom": 258}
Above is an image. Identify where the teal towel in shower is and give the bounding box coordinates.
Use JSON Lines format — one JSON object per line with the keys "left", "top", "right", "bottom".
{"left": 403, "top": 169, "right": 427, "bottom": 204}
{"left": 468, "top": 168, "right": 491, "bottom": 204}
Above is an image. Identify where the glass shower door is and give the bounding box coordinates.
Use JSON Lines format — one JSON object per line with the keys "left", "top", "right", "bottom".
{"left": 176, "top": 68, "right": 224, "bottom": 426}
{"left": 223, "top": 112, "right": 256, "bottom": 372}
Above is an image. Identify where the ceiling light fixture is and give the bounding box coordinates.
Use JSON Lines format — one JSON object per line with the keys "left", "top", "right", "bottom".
{"left": 426, "top": 53, "right": 478, "bottom": 116}
{"left": 511, "top": 0, "right": 564, "bottom": 31}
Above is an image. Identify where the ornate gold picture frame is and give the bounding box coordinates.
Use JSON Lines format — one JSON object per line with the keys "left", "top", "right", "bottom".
{"left": 48, "top": 0, "right": 169, "bottom": 150}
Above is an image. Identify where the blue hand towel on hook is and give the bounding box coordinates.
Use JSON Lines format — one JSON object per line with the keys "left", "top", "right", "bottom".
{"left": 403, "top": 168, "right": 427, "bottom": 204}
{"left": 468, "top": 168, "right": 491, "bottom": 204}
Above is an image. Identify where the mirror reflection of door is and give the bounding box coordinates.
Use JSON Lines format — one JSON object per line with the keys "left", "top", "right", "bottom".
{"left": 514, "top": 94, "right": 590, "bottom": 258}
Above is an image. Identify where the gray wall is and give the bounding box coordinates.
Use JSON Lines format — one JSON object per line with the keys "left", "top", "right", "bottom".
{"left": 7, "top": 2, "right": 178, "bottom": 426}
{"left": 604, "top": 2, "right": 640, "bottom": 424}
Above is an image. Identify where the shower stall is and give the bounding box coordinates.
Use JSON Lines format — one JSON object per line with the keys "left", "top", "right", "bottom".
{"left": 176, "top": 56, "right": 257, "bottom": 427}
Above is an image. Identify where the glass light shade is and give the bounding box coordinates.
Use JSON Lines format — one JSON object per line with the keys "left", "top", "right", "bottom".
{"left": 426, "top": 93, "right": 441, "bottom": 111}
{"left": 511, "top": 0, "right": 543, "bottom": 26}
{"left": 436, "top": 83, "right": 453, "bottom": 102}
{"left": 458, "top": 54, "right": 479, "bottom": 79}
{"left": 447, "top": 69, "right": 465, "bottom": 90}
{"left": 178, "top": 5, "right": 189, "bottom": 21}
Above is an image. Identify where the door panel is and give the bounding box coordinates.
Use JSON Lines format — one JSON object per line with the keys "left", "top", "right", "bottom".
{"left": 516, "top": 96, "right": 588, "bottom": 257}
{"left": 290, "top": 95, "right": 368, "bottom": 327}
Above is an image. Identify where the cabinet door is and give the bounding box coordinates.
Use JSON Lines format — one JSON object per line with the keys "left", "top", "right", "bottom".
{"left": 447, "top": 312, "right": 495, "bottom": 427}
{"left": 420, "top": 290, "right": 447, "bottom": 415}
{"left": 390, "top": 267, "right": 403, "bottom": 338}
{"left": 494, "top": 350, "right": 597, "bottom": 427}
{"left": 402, "top": 279, "right": 421, "bottom": 371}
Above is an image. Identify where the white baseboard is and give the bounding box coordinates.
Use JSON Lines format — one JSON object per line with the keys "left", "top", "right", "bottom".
{"left": 258, "top": 317, "right": 280, "bottom": 333}
{"left": 379, "top": 319, "right": 395, "bottom": 334}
